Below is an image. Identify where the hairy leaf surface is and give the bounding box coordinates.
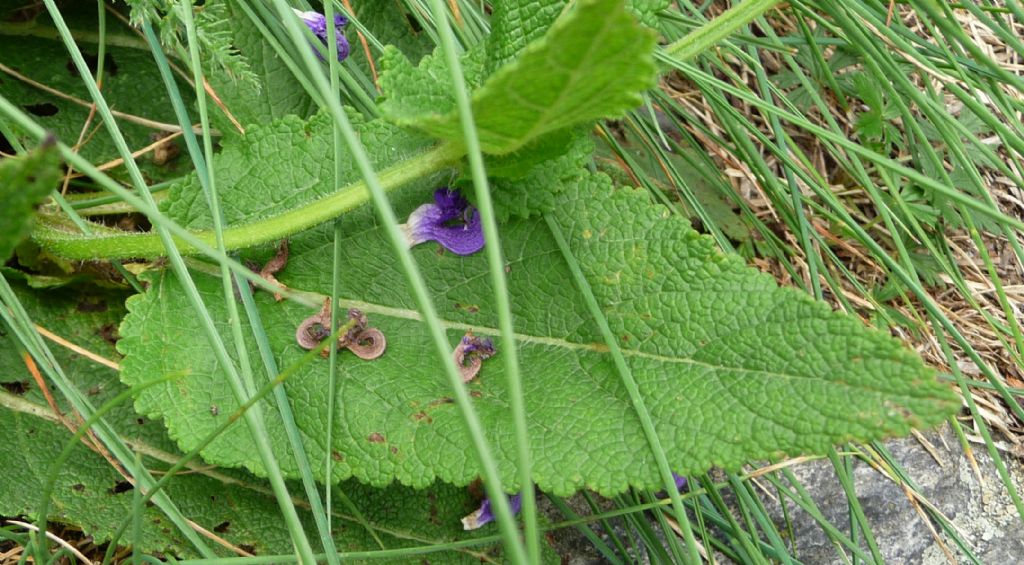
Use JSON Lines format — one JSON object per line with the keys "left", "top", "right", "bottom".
{"left": 162, "top": 112, "right": 440, "bottom": 229}
{"left": 379, "top": 0, "right": 658, "bottom": 154}
{"left": 119, "top": 172, "right": 956, "bottom": 496}
{"left": 0, "top": 281, "right": 522, "bottom": 561}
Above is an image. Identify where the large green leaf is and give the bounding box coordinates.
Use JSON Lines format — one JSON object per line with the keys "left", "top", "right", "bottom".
{"left": 118, "top": 172, "right": 956, "bottom": 496}
{"left": 0, "top": 281, "right": 527, "bottom": 561}
{"left": 0, "top": 5, "right": 188, "bottom": 183}
{"left": 379, "top": 0, "right": 658, "bottom": 154}
{"left": 0, "top": 142, "right": 61, "bottom": 262}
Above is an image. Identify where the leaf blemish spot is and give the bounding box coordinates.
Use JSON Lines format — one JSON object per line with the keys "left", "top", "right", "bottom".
{"left": 367, "top": 432, "right": 386, "bottom": 443}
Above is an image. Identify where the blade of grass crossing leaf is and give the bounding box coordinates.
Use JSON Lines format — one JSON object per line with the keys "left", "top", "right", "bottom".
{"left": 0, "top": 117, "right": 26, "bottom": 153}
{"left": 235, "top": 277, "right": 343, "bottom": 563}
{"left": 265, "top": 1, "right": 528, "bottom": 561}
{"left": 325, "top": 0, "right": 345, "bottom": 539}
{"left": 132, "top": 452, "right": 144, "bottom": 565}
{"left": 143, "top": 8, "right": 321, "bottom": 561}
{"left": 719, "top": 23, "right": 1011, "bottom": 538}
{"left": 232, "top": 1, "right": 328, "bottom": 110}
{"left": 658, "top": 64, "right": 1024, "bottom": 399}
{"left": 0, "top": 273, "right": 216, "bottom": 558}
{"left": 38, "top": 2, "right": 315, "bottom": 558}
{"left": 101, "top": 322, "right": 357, "bottom": 563}
{"left": 729, "top": 27, "right": 881, "bottom": 559}
{"left": 424, "top": 0, "right": 538, "bottom": 561}
{"left": 544, "top": 214, "right": 702, "bottom": 564}
{"left": 33, "top": 373, "right": 185, "bottom": 562}
{"left": 0, "top": 108, "right": 343, "bottom": 305}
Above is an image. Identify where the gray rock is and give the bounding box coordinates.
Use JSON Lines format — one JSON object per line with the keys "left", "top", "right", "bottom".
{"left": 764, "top": 425, "right": 1024, "bottom": 564}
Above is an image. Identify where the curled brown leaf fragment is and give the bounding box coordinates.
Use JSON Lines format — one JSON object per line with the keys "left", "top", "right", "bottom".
{"left": 453, "top": 332, "right": 496, "bottom": 383}
{"left": 346, "top": 327, "right": 386, "bottom": 360}
{"left": 260, "top": 240, "right": 290, "bottom": 301}
{"left": 295, "top": 298, "right": 333, "bottom": 351}
{"left": 295, "top": 300, "right": 386, "bottom": 360}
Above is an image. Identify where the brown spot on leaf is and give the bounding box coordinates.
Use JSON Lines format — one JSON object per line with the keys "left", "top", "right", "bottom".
{"left": 390, "top": 446, "right": 398, "bottom": 455}
{"left": 150, "top": 131, "right": 181, "bottom": 165}
{"left": 214, "top": 521, "right": 230, "bottom": 533}
{"left": 108, "top": 481, "right": 133, "bottom": 495}
{"left": 1, "top": 381, "right": 29, "bottom": 395}
{"left": 98, "top": 323, "right": 119, "bottom": 345}
{"left": 427, "top": 397, "right": 454, "bottom": 408}
{"left": 367, "top": 432, "right": 385, "bottom": 443}
{"left": 411, "top": 411, "right": 433, "bottom": 424}
{"left": 331, "top": 450, "right": 344, "bottom": 461}
{"left": 469, "top": 390, "right": 483, "bottom": 398}
{"left": 76, "top": 298, "right": 107, "bottom": 313}
{"left": 23, "top": 103, "right": 58, "bottom": 117}
{"left": 71, "top": 483, "right": 85, "bottom": 492}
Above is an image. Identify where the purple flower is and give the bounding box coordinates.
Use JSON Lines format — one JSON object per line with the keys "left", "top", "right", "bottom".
{"left": 292, "top": 9, "right": 350, "bottom": 62}
{"left": 657, "top": 473, "right": 688, "bottom": 498}
{"left": 462, "top": 335, "right": 495, "bottom": 357}
{"left": 402, "top": 188, "right": 485, "bottom": 255}
{"left": 461, "top": 492, "right": 523, "bottom": 530}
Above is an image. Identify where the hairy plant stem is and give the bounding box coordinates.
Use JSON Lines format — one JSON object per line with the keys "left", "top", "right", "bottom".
{"left": 31, "top": 141, "right": 465, "bottom": 259}
{"left": 25, "top": 0, "right": 780, "bottom": 263}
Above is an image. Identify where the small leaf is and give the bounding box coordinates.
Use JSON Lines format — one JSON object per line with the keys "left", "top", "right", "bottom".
{"left": 119, "top": 172, "right": 956, "bottom": 496}
{"left": 0, "top": 141, "right": 62, "bottom": 262}
{"left": 380, "top": 0, "right": 658, "bottom": 154}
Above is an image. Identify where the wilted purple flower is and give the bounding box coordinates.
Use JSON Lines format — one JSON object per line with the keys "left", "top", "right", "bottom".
{"left": 461, "top": 492, "right": 523, "bottom": 530}
{"left": 454, "top": 333, "right": 497, "bottom": 383}
{"left": 402, "top": 188, "right": 484, "bottom": 255}
{"left": 657, "top": 472, "right": 688, "bottom": 498}
{"left": 462, "top": 335, "right": 495, "bottom": 357}
{"left": 292, "top": 9, "right": 350, "bottom": 62}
